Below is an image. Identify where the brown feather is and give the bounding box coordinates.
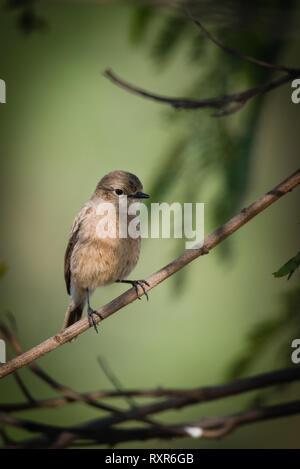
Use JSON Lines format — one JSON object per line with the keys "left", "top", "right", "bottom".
{"left": 64, "top": 223, "right": 81, "bottom": 295}
{"left": 62, "top": 302, "right": 84, "bottom": 330}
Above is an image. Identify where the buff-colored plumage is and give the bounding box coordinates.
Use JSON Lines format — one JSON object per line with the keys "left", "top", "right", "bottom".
{"left": 62, "top": 171, "right": 148, "bottom": 331}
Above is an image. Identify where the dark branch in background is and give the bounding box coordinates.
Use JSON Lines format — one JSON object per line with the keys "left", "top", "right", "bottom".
{"left": 104, "top": 10, "right": 300, "bottom": 116}
{"left": 104, "top": 69, "right": 299, "bottom": 117}
{"left": 2, "top": 400, "right": 300, "bottom": 448}
{"left": 1, "top": 360, "right": 300, "bottom": 414}
{"left": 1, "top": 317, "right": 300, "bottom": 448}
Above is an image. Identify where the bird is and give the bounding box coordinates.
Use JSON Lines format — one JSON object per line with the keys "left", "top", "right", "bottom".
{"left": 62, "top": 170, "right": 150, "bottom": 333}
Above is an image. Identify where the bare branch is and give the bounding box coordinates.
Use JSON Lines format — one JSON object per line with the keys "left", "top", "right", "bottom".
{"left": 103, "top": 13, "right": 300, "bottom": 116}
{"left": 0, "top": 325, "right": 183, "bottom": 440}
{"left": 2, "top": 367, "right": 300, "bottom": 414}
{"left": 0, "top": 324, "right": 127, "bottom": 416}
{"left": 2, "top": 399, "right": 300, "bottom": 448}
{"left": 104, "top": 69, "right": 300, "bottom": 116}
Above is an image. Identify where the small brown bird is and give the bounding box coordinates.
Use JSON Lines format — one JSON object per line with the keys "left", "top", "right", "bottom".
{"left": 62, "top": 170, "right": 150, "bottom": 333}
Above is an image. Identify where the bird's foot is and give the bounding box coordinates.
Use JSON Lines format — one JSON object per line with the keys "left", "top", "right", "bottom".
{"left": 87, "top": 307, "right": 103, "bottom": 333}
{"left": 116, "top": 279, "right": 150, "bottom": 301}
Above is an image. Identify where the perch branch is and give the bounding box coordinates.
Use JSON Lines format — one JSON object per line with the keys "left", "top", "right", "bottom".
{"left": 0, "top": 168, "right": 299, "bottom": 379}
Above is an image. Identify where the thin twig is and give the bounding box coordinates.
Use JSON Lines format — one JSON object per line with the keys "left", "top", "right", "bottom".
{"left": 2, "top": 367, "right": 300, "bottom": 414}
{"left": 1, "top": 325, "right": 182, "bottom": 440}
{"left": 13, "top": 372, "right": 35, "bottom": 404}
{"left": 3, "top": 339, "right": 35, "bottom": 404}
{"left": 185, "top": 8, "right": 297, "bottom": 73}
{"left": 98, "top": 356, "right": 136, "bottom": 409}
{"left": 0, "top": 324, "right": 127, "bottom": 416}
{"left": 96, "top": 356, "right": 184, "bottom": 440}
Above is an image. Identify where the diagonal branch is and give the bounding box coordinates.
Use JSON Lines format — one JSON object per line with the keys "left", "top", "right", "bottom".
{"left": 0, "top": 169, "right": 299, "bottom": 379}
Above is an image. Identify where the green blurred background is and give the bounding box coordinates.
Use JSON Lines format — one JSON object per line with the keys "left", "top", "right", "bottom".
{"left": 0, "top": 0, "right": 300, "bottom": 448}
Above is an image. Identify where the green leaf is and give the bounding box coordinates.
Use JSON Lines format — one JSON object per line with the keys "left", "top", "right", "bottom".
{"left": 151, "top": 15, "right": 187, "bottom": 63}
{"left": 273, "top": 251, "right": 300, "bottom": 280}
{"left": 130, "top": 6, "right": 155, "bottom": 43}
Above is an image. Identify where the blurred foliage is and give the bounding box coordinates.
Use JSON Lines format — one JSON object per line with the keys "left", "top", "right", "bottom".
{"left": 225, "top": 285, "right": 300, "bottom": 409}
{"left": 5, "top": 0, "right": 46, "bottom": 34}
{"left": 129, "top": 2, "right": 293, "bottom": 267}
{"left": 227, "top": 286, "right": 300, "bottom": 381}
{"left": 273, "top": 250, "right": 300, "bottom": 280}
{"left": 151, "top": 14, "right": 188, "bottom": 63}
{"left": 130, "top": 4, "right": 156, "bottom": 43}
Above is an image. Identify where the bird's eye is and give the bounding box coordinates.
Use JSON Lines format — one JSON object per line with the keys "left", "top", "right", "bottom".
{"left": 115, "top": 189, "right": 123, "bottom": 196}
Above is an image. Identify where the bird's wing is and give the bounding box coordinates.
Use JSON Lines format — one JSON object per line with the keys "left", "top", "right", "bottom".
{"left": 64, "top": 202, "right": 93, "bottom": 295}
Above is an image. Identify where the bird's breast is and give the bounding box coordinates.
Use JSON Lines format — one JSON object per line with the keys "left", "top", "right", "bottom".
{"left": 71, "top": 222, "right": 141, "bottom": 290}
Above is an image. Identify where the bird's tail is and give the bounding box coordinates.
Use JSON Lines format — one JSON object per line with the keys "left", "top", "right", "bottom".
{"left": 62, "top": 301, "right": 84, "bottom": 330}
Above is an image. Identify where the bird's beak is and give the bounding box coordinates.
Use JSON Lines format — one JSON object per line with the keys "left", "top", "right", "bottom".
{"left": 135, "top": 191, "right": 150, "bottom": 199}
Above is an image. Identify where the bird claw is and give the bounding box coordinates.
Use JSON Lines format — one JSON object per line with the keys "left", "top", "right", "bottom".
{"left": 117, "top": 279, "right": 150, "bottom": 300}
{"left": 130, "top": 280, "right": 150, "bottom": 301}
{"left": 87, "top": 308, "right": 103, "bottom": 333}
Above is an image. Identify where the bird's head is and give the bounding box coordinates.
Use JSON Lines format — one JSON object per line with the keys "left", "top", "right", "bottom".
{"left": 93, "top": 170, "right": 150, "bottom": 205}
